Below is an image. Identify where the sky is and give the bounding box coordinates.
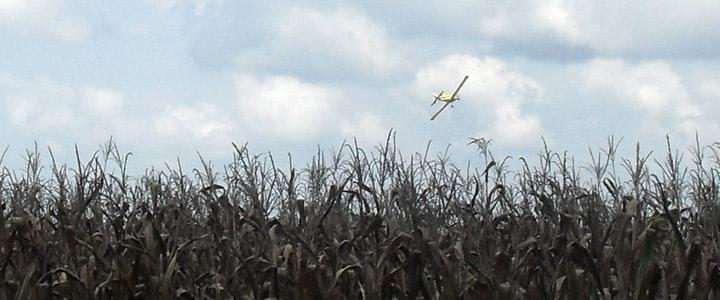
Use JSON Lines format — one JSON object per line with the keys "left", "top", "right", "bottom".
{"left": 2, "top": 0, "right": 720, "bottom": 174}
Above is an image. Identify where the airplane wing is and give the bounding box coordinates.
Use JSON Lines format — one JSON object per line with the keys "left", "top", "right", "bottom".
{"left": 430, "top": 101, "right": 452, "bottom": 120}
{"left": 449, "top": 75, "right": 469, "bottom": 99}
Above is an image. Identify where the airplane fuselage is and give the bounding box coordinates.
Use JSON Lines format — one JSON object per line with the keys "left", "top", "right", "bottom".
{"left": 438, "top": 95, "right": 458, "bottom": 102}
{"left": 432, "top": 91, "right": 459, "bottom": 103}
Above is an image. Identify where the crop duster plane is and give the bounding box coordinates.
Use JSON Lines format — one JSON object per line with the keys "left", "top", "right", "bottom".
{"left": 430, "top": 75, "right": 469, "bottom": 121}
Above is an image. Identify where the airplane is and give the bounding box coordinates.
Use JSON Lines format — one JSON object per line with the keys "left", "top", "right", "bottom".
{"left": 430, "top": 75, "right": 469, "bottom": 121}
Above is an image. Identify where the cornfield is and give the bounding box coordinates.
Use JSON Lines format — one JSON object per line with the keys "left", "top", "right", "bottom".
{"left": 1, "top": 133, "right": 720, "bottom": 299}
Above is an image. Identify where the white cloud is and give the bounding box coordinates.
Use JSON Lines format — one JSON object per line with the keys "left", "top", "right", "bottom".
{"left": 579, "top": 59, "right": 686, "bottom": 114}
{"left": 699, "top": 79, "right": 720, "bottom": 102}
{"left": 535, "top": 1, "right": 583, "bottom": 45}
{"left": 149, "top": 0, "right": 216, "bottom": 15}
{"left": 0, "top": 0, "right": 89, "bottom": 42}
{"left": 153, "top": 103, "right": 234, "bottom": 146}
{"left": 340, "top": 113, "right": 389, "bottom": 145}
{"left": 37, "top": 107, "right": 75, "bottom": 130}
{"left": 479, "top": 0, "right": 586, "bottom": 48}
{"left": 81, "top": 88, "right": 125, "bottom": 114}
{"left": 0, "top": 75, "right": 238, "bottom": 159}
{"left": 5, "top": 95, "right": 76, "bottom": 130}
{"left": 578, "top": 58, "right": 715, "bottom": 139}
{"left": 0, "top": 0, "right": 29, "bottom": 18}
{"left": 580, "top": 59, "right": 687, "bottom": 115}
{"left": 234, "top": 6, "right": 402, "bottom": 78}
{"left": 2, "top": 78, "right": 78, "bottom": 131}
{"left": 473, "top": 0, "right": 720, "bottom": 57}
{"left": 416, "top": 54, "right": 544, "bottom": 146}
{"left": 234, "top": 74, "right": 343, "bottom": 139}
{"left": 0, "top": 78, "right": 129, "bottom": 133}
{"left": 487, "top": 103, "right": 543, "bottom": 146}
{"left": 279, "top": 7, "right": 397, "bottom": 76}
{"left": 675, "top": 118, "right": 717, "bottom": 140}
{"left": 7, "top": 95, "right": 34, "bottom": 126}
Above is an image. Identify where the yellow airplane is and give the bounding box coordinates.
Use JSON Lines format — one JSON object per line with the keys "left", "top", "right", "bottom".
{"left": 430, "top": 75, "right": 469, "bottom": 121}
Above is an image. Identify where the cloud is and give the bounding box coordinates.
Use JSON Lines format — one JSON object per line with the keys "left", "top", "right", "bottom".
{"left": 578, "top": 58, "right": 715, "bottom": 138}
{"left": 0, "top": 77, "right": 128, "bottom": 133}
{"left": 699, "top": 79, "right": 720, "bottom": 102}
{"left": 472, "top": 0, "right": 720, "bottom": 58}
{"left": 340, "top": 113, "right": 389, "bottom": 145}
{"left": 0, "top": 0, "right": 24, "bottom": 18}
{"left": 81, "top": 88, "right": 125, "bottom": 114}
{"left": 415, "top": 54, "right": 544, "bottom": 146}
{"left": 479, "top": 0, "right": 586, "bottom": 48}
{"left": 534, "top": 1, "right": 583, "bottom": 44}
{"left": 279, "top": 7, "right": 398, "bottom": 76}
{"left": 2, "top": 79, "right": 76, "bottom": 131}
{"left": 148, "top": 0, "right": 216, "bottom": 15}
{"left": 233, "top": 6, "right": 403, "bottom": 79}
{"left": 153, "top": 103, "right": 235, "bottom": 150}
{"left": 489, "top": 103, "right": 544, "bottom": 146}
{"left": 5, "top": 95, "right": 76, "bottom": 130}
{"left": 579, "top": 59, "right": 687, "bottom": 115}
{"left": 0, "top": 0, "right": 90, "bottom": 42}
{"left": 234, "top": 74, "right": 344, "bottom": 139}
{"left": 6, "top": 95, "right": 36, "bottom": 127}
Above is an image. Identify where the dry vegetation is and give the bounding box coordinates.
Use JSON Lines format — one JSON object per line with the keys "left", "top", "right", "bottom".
{"left": 1, "top": 133, "right": 720, "bottom": 299}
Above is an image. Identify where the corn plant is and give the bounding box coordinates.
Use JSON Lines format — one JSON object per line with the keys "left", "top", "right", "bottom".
{"left": 1, "top": 132, "right": 719, "bottom": 299}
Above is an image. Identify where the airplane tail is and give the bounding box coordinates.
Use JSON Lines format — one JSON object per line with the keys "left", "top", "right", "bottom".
{"left": 431, "top": 91, "right": 444, "bottom": 105}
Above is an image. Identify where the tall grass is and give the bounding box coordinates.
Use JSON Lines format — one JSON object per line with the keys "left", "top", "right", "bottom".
{"left": 1, "top": 132, "right": 719, "bottom": 299}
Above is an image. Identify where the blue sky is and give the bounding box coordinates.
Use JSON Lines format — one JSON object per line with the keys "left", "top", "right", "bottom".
{"left": 2, "top": 0, "right": 720, "bottom": 173}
